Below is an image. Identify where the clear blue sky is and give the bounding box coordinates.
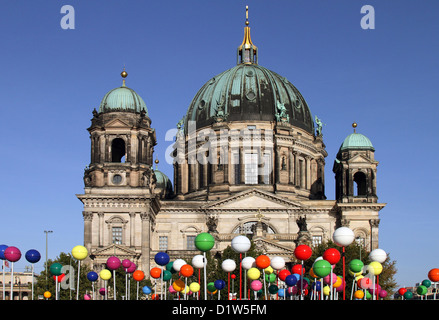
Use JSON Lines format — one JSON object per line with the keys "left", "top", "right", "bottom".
{"left": 0, "top": 0, "right": 438, "bottom": 289}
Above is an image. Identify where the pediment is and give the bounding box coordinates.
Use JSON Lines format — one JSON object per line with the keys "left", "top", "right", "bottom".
{"left": 105, "top": 118, "right": 131, "bottom": 128}
{"left": 90, "top": 244, "right": 139, "bottom": 258}
{"left": 348, "top": 153, "right": 375, "bottom": 164}
{"left": 203, "top": 188, "right": 303, "bottom": 210}
{"left": 253, "top": 238, "right": 295, "bottom": 260}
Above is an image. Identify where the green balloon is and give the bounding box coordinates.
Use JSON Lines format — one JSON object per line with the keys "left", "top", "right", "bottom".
{"left": 417, "top": 285, "right": 427, "bottom": 295}
{"left": 422, "top": 279, "right": 431, "bottom": 288}
{"left": 404, "top": 291, "right": 413, "bottom": 300}
{"left": 195, "top": 233, "right": 215, "bottom": 252}
{"left": 349, "top": 259, "right": 364, "bottom": 273}
{"left": 207, "top": 282, "right": 216, "bottom": 292}
{"left": 265, "top": 273, "right": 276, "bottom": 283}
{"left": 268, "top": 284, "right": 278, "bottom": 294}
{"left": 313, "top": 259, "right": 331, "bottom": 278}
{"left": 162, "top": 270, "right": 172, "bottom": 281}
{"left": 50, "top": 262, "right": 63, "bottom": 276}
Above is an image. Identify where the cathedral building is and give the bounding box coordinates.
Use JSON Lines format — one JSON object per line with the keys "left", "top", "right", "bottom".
{"left": 77, "top": 8, "right": 385, "bottom": 275}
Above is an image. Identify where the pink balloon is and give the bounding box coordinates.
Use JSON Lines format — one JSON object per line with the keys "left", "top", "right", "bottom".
{"left": 368, "top": 284, "right": 381, "bottom": 294}
{"left": 4, "top": 246, "right": 21, "bottom": 262}
{"left": 122, "top": 259, "right": 131, "bottom": 269}
{"left": 126, "top": 262, "right": 137, "bottom": 273}
{"left": 250, "top": 280, "right": 262, "bottom": 291}
{"left": 323, "top": 273, "right": 337, "bottom": 285}
{"left": 106, "top": 256, "right": 121, "bottom": 270}
{"left": 99, "top": 288, "right": 106, "bottom": 296}
{"left": 360, "top": 277, "right": 372, "bottom": 289}
{"left": 169, "top": 285, "right": 177, "bottom": 294}
{"left": 84, "top": 294, "right": 91, "bottom": 300}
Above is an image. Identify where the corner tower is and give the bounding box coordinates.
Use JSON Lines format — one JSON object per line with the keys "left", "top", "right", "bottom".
{"left": 77, "top": 69, "right": 160, "bottom": 274}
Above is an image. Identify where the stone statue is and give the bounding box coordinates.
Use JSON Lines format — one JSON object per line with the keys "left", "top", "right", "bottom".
{"left": 315, "top": 116, "right": 324, "bottom": 136}
{"left": 296, "top": 215, "right": 308, "bottom": 231}
{"left": 276, "top": 101, "right": 289, "bottom": 122}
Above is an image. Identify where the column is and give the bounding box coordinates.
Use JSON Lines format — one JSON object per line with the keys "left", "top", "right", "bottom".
{"left": 140, "top": 211, "right": 151, "bottom": 275}
{"left": 129, "top": 213, "right": 135, "bottom": 247}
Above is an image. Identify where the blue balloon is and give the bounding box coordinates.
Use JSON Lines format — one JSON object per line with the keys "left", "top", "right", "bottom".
{"left": 312, "top": 281, "right": 322, "bottom": 291}
{"left": 87, "top": 271, "right": 98, "bottom": 282}
{"left": 142, "top": 286, "right": 152, "bottom": 294}
{"left": 292, "top": 273, "right": 301, "bottom": 281}
{"left": 214, "top": 279, "right": 226, "bottom": 290}
{"left": 285, "top": 274, "right": 297, "bottom": 286}
{"left": 154, "top": 252, "right": 170, "bottom": 266}
{"left": 0, "top": 245, "right": 8, "bottom": 260}
{"left": 25, "top": 249, "right": 41, "bottom": 264}
{"left": 277, "top": 288, "right": 286, "bottom": 297}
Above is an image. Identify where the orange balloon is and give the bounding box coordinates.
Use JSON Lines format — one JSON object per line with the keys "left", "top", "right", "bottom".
{"left": 255, "top": 255, "right": 270, "bottom": 269}
{"left": 150, "top": 267, "right": 161, "bottom": 279}
{"left": 172, "top": 279, "right": 185, "bottom": 292}
{"left": 428, "top": 268, "right": 439, "bottom": 282}
{"left": 354, "top": 290, "right": 364, "bottom": 299}
{"left": 133, "top": 270, "right": 145, "bottom": 281}
{"left": 180, "top": 264, "right": 194, "bottom": 277}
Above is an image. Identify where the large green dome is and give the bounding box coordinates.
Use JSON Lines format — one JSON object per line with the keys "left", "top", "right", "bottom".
{"left": 184, "top": 63, "right": 314, "bottom": 134}
{"left": 98, "top": 85, "right": 148, "bottom": 114}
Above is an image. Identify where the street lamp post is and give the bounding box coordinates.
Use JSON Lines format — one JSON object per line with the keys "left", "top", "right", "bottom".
{"left": 44, "top": 230, "right": 53, "bottom": 289}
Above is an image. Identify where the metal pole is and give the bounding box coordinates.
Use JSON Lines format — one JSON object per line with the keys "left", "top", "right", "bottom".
{"left": 44, "top": 230, "right": 53, "bottom": 290}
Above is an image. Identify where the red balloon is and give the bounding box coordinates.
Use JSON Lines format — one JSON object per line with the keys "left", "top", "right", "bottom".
{"left": 291, "top": 264, "right": 305, "bottom": 275}
{"left": 398, "top": 288, "right": 407, "bottom": 296}
{"left": 151, "top": 293, "right": 160, "bottom": 300}
{"left": 255, "top": 255, "right": 270, "bottom": 269}
{"left": 53, "top": 273, "right": 65, "bottom": 282}
{"left": 428, "top": 268, "right": 439, "bottom": 282}
{"left": 180, "top": 264, "right": 194, "bottom": 277}
{"left": 149, "top": 267, "right": 161, "bottom": 279}
{"left": 231, "top": 274, "right": 236, "bottom": 279}
{"left": 278, "top": 269, "right": 291, "bottom": 281}
{"left": 294, "top": 245, "right": 312, "bottom": 261}
{"left": 323, "top": 248, "right": 341, "bottom": 265}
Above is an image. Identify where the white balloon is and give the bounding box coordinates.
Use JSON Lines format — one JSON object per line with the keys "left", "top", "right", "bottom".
{"left": 231, "top": 235, "right": 251, "bottom": 253}
{"left": 270, "top": 256, "right": 285, "bottom": 270}
{"left": 173, "top": 259, "right": 186, "bottom": 272}
{"left": 332, "top": 227, "right": 355, "bottom": 247}
{"left": 221, "top": 259, "right": 237, "bottom": 272}
{"left": 191, "top": 255, "right": 206, "bottom": 269}
{"left": 241, "top": 257, "right": 256, "bottom": 270}
{"left": 369, "top": 248, "right": 387, "bottom": 263}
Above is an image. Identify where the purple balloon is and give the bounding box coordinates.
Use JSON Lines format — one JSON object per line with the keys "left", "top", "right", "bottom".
{"left": 368, "top": 283, "right": 382, "bottom": 295}
{"left": 379, "top": 289, "right": 388, "bottom": 298}
{"left": 288, "top": 286, "right": 298, "bottom": 295}
{"left": 106, "top": 256, "right": 121, "bottom": 270}
{"left": 122, "top": 259, "right": 131, "bottom": 269}
{"left": 4, "top": 246, "right": 21, "bottom": 262}
{"left": 99, "top": 288, "right": 107, "bottom": 296}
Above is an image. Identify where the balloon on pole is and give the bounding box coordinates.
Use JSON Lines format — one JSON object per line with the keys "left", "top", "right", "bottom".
{"left": 25, "top": 249, "right": 40, "bottom": 300}
{"left": 231, "top": 235, "right": 251, "bottom": 300}
{"left": 72, "top": 245, "right": 88, "bottom": 300}
{"left": 194, "top": 232, "right": 215, "bottom": 300}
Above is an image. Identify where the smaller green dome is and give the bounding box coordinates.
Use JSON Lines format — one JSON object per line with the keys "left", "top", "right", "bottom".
{"left": 340, "top": 133, "right": 374, "bottom": 151}
{"left": 98, "top": 85, "right": 148, "bottom": 114}
{"left": 154, "top": 170, "right": 173, "bottom": 198}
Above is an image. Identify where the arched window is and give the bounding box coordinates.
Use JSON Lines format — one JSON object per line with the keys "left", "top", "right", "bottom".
{"left": 353, "top": 171, "right": 367, "bottom": 196}
{"left": 111, "top": 138, "right": 126, "bottom": 162}
{"left": 233, "top": 221, "right": 275, "bottom": 235}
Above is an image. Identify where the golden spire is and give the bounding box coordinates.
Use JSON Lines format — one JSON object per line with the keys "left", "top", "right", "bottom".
{"left": 121, "top": 67, "right": 128, "bottom": 87}
{"left": 237, "top": 6, "right": 258, "bottom": 64}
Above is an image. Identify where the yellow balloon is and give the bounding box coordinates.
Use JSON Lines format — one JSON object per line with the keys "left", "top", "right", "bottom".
{"left": 333, "top": 276, "right": 342, "bottom": 288}
{"left": 72, "top": 245, "right": 88, "bottom": 260}
{"left": 349, "top": 269, "right": 362, "bottom": 277}
{"left": 43, "top": 291, "right": 51, "bottom": 299}
{"left": 368, "top": 261, "right": 383, "bottom": 275}
{"left": 264, "top": 266, "right": 274, "bottom": 274}
{"left": 355, "top": 275, "right": 364, "bottom": 281}
{"left": 354, "top": 290, "right": 364, "bottom": 299}
{"left": 172, "top": 279, "right": 185, "bottom": 292}
{"left": 99, "top": 269, "right": 112, "bottom": 280}
{"left": 189, "top": 282, "right": 200, "bottom": 293}
{"left": 247, "top": 267, "right": 261, "bottom": 280}
{"left": 323, "top": 285, "right": 331, "bottom": 296}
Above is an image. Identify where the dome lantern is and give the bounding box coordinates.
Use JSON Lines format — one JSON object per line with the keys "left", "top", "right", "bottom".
{"left": 237, "top": 6, "right": 258, "bottom": 65}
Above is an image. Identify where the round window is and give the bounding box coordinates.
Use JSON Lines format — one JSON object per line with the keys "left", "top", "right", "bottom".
{"left": 112, "top": 174, "right": 122, "bottom": 184}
